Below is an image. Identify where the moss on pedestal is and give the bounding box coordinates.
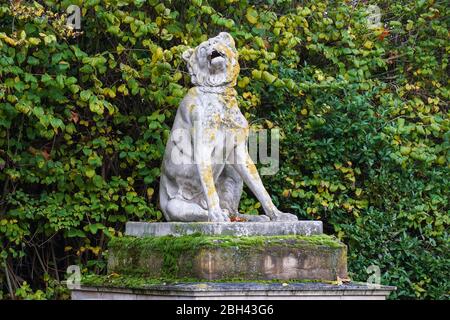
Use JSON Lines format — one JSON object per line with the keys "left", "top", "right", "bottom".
{"left": 108, "top": 234, "right": 343, "bottom": 252}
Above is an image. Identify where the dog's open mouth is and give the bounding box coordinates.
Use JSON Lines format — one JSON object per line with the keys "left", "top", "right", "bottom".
{"left": 209, "top": 49, "right": 224, "bottom": 62}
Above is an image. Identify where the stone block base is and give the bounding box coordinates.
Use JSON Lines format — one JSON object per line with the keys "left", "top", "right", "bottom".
{"left": 107, "top": 234, "right": 347, "bottom": 281}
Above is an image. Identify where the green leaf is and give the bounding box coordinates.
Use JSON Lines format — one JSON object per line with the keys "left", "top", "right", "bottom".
{"left": 67, "top": 229, "right": 86, "bottom": 238}
{"left": 80, "top": 90, "right": 92, "bottom": 102}
{"left": 85, "top": 168, "right": 96, "bottom": 178}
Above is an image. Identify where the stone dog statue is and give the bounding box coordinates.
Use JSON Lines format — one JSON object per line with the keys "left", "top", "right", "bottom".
{"left": 159, "top": 32, "right": 298, "bottom": 223}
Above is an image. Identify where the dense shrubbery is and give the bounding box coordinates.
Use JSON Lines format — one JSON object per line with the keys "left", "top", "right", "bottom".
{"left": 0, "top": 0, "right": 448, "bottom": 299}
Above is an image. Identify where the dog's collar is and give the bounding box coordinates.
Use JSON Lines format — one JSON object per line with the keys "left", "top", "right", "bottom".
{"left": 196, "top": 86, "right": 237, "bottom": 96}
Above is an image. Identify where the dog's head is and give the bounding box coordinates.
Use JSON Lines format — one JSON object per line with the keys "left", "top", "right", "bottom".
{"left": 182, "top": 32, "right": 239, "bottom": 87}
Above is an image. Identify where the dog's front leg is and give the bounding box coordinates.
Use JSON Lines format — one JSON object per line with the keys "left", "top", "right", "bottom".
{"left": 193, "top": 117, "right": 230, "bottom": 222}
{"left": 196, "top": 161, "right": 229, "bottom": 222}
{"left": 232, "top": 139, "right": 298, "bottom": 221}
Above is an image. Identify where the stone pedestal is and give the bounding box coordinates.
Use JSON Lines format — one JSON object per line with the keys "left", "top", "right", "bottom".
{"left": 72, "top": 221, "right": 396, "bottom": 300}
{"left": 125, "top": 221, "right": 323, "bottom": 237}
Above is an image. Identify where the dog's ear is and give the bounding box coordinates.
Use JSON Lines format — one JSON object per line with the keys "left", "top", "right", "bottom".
{"left": 218, "top": 32, "right": 235, "bottom": 48}
{"left": 182, "top": 48, "right": 194, "bottom": 62}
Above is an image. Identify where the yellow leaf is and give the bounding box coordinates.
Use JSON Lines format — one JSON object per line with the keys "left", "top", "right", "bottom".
{"left": 262, "top": 71, "right": 276, "bottom": 84}
{"left": 238, "top": 76, "right": 250, "bottom": 88}
{"left": 104, "top": 88, "right": 116, "bottom": 98}
{"left": 91, "top": 246, "right": 101, "bottom": 255}
{"left": 364, "top": 40, "right": 373, "bottom": 49}
{"left": 117, "top": 44, "right": 125, "bottom": 54}
{"left": 246, "top": 7, "right": 258, "bottom": 24}
{"left": 147, "top": 187, "right": 154, "bottom": 198}
{"left": 337, "top": 276, "right": 351, "bottom": 283}
{"left": 1, "top": 34, "right": 18, "bottom": 46}
{"left": 251, "top": 69, "right": 262, "bottom": 79}
{"left": 28, "top": 37, "right": 41, "bottom": 46}
{"left": 436, "top": 156, "right": 445, "bottom": 165}
{"left": 152, "top": 47, "right": 163, "bottom": 64}
{"left": 108, "top": 272, "right": 120, "bottom": 278}
{"left": 265, "top": 120, "right": 274, "bottom": 129}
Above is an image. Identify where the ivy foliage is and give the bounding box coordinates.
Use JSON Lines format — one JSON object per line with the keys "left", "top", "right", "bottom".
{"left": 0, "top": 0, "right": 448, "bottom": 299}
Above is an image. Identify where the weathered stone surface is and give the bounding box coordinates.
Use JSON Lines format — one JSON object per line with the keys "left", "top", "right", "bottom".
{"left": 107, "top": 234, "right": 347, "bottom": 281}
{"left": 125, "top": 221, "right": 323, "bottom": 237}
{"left": 72, "top": 282, "right": 396, "bottom": 300}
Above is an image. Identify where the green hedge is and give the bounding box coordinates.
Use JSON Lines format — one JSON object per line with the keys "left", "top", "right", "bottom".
{"left": 0, "top": 0, "right": 448, "bottom": 299}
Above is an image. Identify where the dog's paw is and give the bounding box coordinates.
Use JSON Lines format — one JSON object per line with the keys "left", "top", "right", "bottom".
{"left": 208, "top": 209, "right": 230, "bottom": 222}
{"left": 270, "top": 211, "right": 298, "bottom": 222}
{"left": 234, "top": 213, "right": 270, "bottom": 222}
